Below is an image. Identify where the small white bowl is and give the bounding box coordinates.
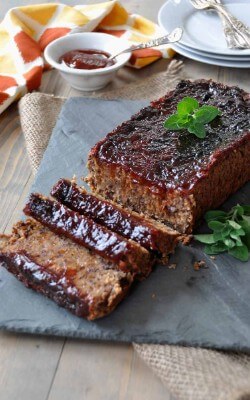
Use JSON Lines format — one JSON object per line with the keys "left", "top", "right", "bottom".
{"left": 44, "top": 32, "right": 131, "bottom": 91}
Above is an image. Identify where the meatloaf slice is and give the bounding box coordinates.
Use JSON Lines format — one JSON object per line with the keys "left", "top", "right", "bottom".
{"left": 0, "top": 220, "right": 133, "bottom": 320}
{"left": 87, "top": 80, "right": 250, "bottom": 233}
{"left": 51, "top": 178, "right": 181, "bottom": 257}
{"left": 24, "top": 193, "right": 152, "bottom": 278}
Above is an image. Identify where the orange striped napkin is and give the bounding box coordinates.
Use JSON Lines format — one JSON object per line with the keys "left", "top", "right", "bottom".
{"left": 0, "top": 1, "right": 175, "bottom": 115}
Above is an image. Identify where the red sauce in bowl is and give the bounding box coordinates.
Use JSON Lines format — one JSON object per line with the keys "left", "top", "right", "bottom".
{"left": 59, "top": 49, "right": 116, "bottom": 70}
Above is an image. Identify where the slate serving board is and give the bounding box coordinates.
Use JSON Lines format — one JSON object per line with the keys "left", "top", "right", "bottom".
{"left": 1, "top": 98, "right": 250, "bottom": 351}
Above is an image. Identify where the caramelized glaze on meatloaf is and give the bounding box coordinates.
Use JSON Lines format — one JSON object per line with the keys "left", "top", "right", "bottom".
{"left": 0, "top": 220, "right": 133, "bottom": 320}
{"left": 24, "top": 193, "right": 152, "bottom": 278}
{"left": 51, "top": 178, "right": 181, "bottom": 256}
{"left": 87, "top": 80, "right": 250, "bottom": 233}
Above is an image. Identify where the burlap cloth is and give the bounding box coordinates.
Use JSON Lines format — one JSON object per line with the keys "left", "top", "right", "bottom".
{"left": 19, "top": 61, "right": 250, "bottom": 400}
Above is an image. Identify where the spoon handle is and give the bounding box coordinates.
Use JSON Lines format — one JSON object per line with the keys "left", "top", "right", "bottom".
{"left": 212, "top": 3, "right": 250, "bottom": 48}
{"left": 110, "top": 27, "right": 183, "bottom": 60}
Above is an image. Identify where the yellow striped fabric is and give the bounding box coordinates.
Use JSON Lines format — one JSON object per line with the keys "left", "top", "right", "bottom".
{"left": 0, "top": 1, "right": 175, "bottom": 114}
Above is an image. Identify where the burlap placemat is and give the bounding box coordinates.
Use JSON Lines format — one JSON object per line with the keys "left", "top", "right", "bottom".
{"left": 19, "top": 61, "right": 250, "bottom": 400}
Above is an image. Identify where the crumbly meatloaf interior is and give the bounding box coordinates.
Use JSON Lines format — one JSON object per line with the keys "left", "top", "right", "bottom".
{"left": 51, "top": 178, "right": 181, "bottom": 256}
{"left": 87, "top": 160, "right": 195, "bottom": 233}
{"left": 0, "top": 220, "right": 133, "bottom": 320}
{"left": 87, "top": 80, "right": 250, "bottom": 233}
{"left": 24, "top": 193, "right": 152, "bottom": 277}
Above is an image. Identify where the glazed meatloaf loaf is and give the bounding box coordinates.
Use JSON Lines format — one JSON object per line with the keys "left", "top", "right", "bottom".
{"left": 0, "top": 220, "right": 133, "bottom": 320}
{"left": 51, "top": 178, "right": 181, "bottom": 257}
{"left": 88, "top": 80, "right": 250, "bottom": 233}
{"left": 24, "top": 193, "right": 153, "bottom": 278}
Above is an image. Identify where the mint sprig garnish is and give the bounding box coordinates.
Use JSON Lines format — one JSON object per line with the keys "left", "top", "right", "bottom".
{"left": 194, "top": 205, "right": 250, "bottom": 262}
{"left": 164, "top": 97, "right": 221, "bottom": 138}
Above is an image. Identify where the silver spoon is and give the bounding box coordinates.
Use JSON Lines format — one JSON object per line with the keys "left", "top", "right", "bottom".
{"left": 109, "top": 27, "right": 183, "bottom": 61}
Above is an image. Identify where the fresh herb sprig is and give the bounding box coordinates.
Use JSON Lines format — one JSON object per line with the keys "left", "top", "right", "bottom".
{"left": 194, "top": 205, "right": 250, "bottom": 262}
{"left": 164, "top": 97, "right": 221, "bottom": 138}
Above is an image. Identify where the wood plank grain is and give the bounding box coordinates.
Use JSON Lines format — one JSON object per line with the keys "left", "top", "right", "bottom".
{"left": 47, "top": 342, "right": 133, "bottom": 400}
{"left": 0, "top": 332, "right": 64, "bottom": 400}
{"left": 0, "top": 108, "right": 31, "bottom": 233}
{"left": 47, "top": 341, "right": 169, "bottom": 400}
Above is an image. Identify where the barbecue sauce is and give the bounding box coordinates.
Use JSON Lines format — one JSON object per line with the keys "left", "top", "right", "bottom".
{"left": 23, "top": 194, "right": 152, "bottom": 277}
{"left": 51, "top": 179, "right": 169, "bottom": 253}
{"left": 93, "top": 80, "right": 250, "bottom": 194}
{"left": 59, "top": 49, "right": 115, "bottom": 70}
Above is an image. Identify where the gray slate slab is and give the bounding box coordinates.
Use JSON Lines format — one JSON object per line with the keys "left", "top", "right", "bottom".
{"left": 0, "top": 97, "right": 250, "bottom": 350}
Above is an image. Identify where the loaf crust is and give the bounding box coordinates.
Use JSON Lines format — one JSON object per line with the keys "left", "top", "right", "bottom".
{"left": 87, "top": 80, "right": 250, "bottom": 233}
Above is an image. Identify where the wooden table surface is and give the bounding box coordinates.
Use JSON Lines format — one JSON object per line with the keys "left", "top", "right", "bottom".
{"left": 0, "top": 1, "right": 249, "bottom": 399}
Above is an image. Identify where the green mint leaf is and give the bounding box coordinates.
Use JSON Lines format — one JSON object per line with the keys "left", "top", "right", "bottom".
{"left": 211, "top": 242, "right": 229, "bottom": 253}
{"left": 243, "top": 234, "right": 250, "bottom": 251}
{"left": 242, "top": 215, "right": 250, "bottom": 224}
{"left": 193, "top": 234, "right": 216, "bottom": 244}
{"left": 223, "top": 238, "right": 235, "bottom": 249}
{"left": 163, "top": 114, "right": 190, "bottom": 130}
{"left": 236, "top": 228, "right": 245, "bottom": 236}
{"left": 230, "top": 229, "right": 245, "bottom": 239}
{"left": 163, "top": 114, "right": 183, "bottom": 130}
{"left": 231, "top": 235, "right": 243, "bottom": 245}
{"left": 194, "top": 105, "right": 220, "bottom": 124}
{"left": 163, "top": 96, "right": 221, "bottom": 138}
{"left": 239, "top": 220, "right": 250, "bottom": 250}
{"left": 208, "top": 220, "right": 225, "bottom": 232}
{"left": 194, "top": 204, "right": 250, "bottom": 262}
{"left": 187, "top": 122, "right": 206, "bottom": 138}
{"left": 204, "top": 242, "right": 228, "bottom": 255}
{"left": 177, "top": 97, "right": 199, "bottom": 115}
{"left": 204, "top": 245, "right": 217, "bottom": 255}
{"left": 228, "top": 244, "right": 249, "bottom": 262}
{"left": 213, "top": 231, "right": 226, "bottom": 241}
{"left": 232, "top": 204, "right": 244, "bottom": 217}
{"left": 205, "top": 210, "right": 227, "bottom": 222}
{"left": 221, "top": 224, "right": 233, "bottom": 236}
{"left": 228, "top": 220, "right": 242, "bottom": 230}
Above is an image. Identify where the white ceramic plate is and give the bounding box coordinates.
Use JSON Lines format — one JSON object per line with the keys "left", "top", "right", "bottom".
{"left": 176, "top": 42, "right": 250, "bottom": 61}
{"left": 158, "top": 0, "right": 250, "bottom": 56}
{"left": 178, "top": 41, "right": 250, "bottom": 63}
{"left": 171, "top": 42, "right": 250, "bottom": 67}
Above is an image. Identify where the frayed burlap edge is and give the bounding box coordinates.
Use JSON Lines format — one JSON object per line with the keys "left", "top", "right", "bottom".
{"left": 18, "top": 59, "right": 250, "bottom": 400}
{"left": 134, "top": 344, "right": 250, "bottom": 400}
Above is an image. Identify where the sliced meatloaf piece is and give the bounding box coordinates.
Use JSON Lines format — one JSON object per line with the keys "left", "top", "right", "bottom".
{"left": 0, "top": 220, "right": 133, "bottom": 320}
{"left": 24, "top": 193, "right": 153, "bottom": 278}
{"left": 51, "top": 178, "right": 181, "bottom": 257}
{"left": 87, "top": 79, "right": 250, "bottom": 233}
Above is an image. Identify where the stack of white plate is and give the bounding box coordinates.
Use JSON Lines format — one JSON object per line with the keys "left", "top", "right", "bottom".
{"left": 158, "top": 0, "right": 250, "bottom": 68}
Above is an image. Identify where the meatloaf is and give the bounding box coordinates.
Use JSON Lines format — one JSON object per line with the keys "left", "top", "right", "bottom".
{"left": 0, "top": 220, "right": 133, "bottom": 320}
{"left": 24, "top": 193, "right": 152, "bottom": 278}
{"left": 87, "top": 80, "right": 250, "bottom": 233}
{"left": 51, "top": 178, "right": 181, "bottom": 257}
